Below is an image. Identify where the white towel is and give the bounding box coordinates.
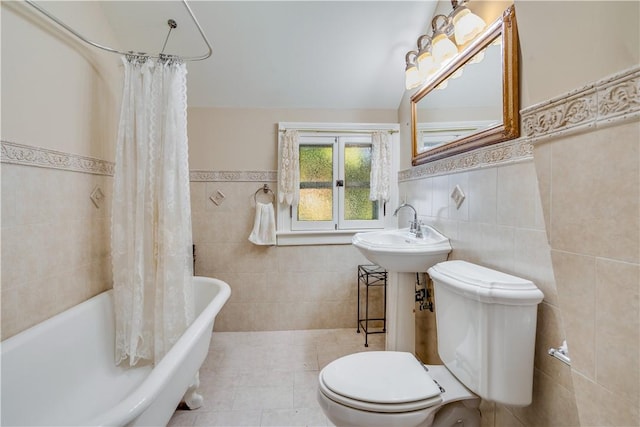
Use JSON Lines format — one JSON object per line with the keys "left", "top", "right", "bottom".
{"left": 248, "top": 202, "right": 276, "bottom": 245}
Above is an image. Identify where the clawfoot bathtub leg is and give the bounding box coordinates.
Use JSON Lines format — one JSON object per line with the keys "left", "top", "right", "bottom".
{"left": 182, "top": 371, "right": 203, "bottom": 409}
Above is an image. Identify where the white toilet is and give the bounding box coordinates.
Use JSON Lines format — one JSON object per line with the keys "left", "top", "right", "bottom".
{"left": 317, "top": 260, "right": 544, "bottom": 427}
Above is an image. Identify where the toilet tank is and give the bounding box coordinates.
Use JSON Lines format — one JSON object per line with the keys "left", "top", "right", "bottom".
{"left": 427, "top": 261, "right": 544, "bottom": 407}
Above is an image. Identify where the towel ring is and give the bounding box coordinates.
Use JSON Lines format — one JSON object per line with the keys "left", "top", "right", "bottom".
{"left": 254, "top": 184, "right": 275, "bottom": 204}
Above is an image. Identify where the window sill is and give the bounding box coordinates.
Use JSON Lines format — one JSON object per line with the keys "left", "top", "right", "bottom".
{"left": 276, "top": 229, "right": 382, "bottom": 246}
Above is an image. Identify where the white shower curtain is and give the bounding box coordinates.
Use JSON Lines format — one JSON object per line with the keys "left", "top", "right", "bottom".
{"left": 111, "top": 55, "right": 194, "bottom": 366}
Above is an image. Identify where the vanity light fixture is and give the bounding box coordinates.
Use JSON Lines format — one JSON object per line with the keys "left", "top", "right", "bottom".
{"left": 416, "top": 35, "right": 438, "bottom": 80}
{"left": 451, "top": 1, "right": 487, "bottom": 45}
{"left": 404, "top": 51, "right": 422, "bottom": 90}
{"left": 404, "top": 0, "right": 486, "bottom": 90}
{"left": 430, "top": 14, "right": 458, "bottom": 66}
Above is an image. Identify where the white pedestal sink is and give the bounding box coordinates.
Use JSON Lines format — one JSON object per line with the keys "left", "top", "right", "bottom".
{"left": 352, "top": 227, "right": 451, "bottom": 273}
{"left": 352, "top": 227, "right": 452, "bottom": 353}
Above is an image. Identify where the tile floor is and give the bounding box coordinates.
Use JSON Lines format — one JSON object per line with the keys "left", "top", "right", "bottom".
{"left": 168, "top": 328, "right": 385, "bottom": 427}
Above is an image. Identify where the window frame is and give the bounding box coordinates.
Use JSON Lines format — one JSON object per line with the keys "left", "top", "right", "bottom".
{"left": 292, "top": 135, "right": 338, "bottom": 231}
{"left": 277, "top": 122, "right": 399, "bottom": 246}
{"left": 337, "top": 136, "right": 384, "bottom": 230}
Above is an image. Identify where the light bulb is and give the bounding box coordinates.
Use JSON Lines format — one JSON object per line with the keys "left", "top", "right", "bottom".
{"left": 452, "top": 6, "right": 486, "bottom": 45}
{"left": 405, "top": 64, "right": 421, "bottom": 90}
{"left": 432, "top": 32, "right": 458, "bottom": 66}
{"left": 417, "top": 50, "right": 438, "bottom": 80}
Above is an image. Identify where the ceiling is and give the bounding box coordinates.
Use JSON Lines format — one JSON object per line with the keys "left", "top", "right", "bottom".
{"left": 97, "top": 1, "right": 438, "bottom": 110}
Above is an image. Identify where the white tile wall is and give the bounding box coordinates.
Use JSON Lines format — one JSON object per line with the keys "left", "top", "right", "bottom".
{"left": 191, "top": 181, "right": 382, "bottom": 331}
{"left": 399, "top": 157, "right": 580, "bottom": 426}
{"left": 1, "top": 163, "right": 112, "bottom": 339}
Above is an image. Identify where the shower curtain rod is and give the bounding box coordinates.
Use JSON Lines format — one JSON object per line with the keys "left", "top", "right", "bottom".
{"left": 24, "top": 0, "right": 213, "bottom": 62}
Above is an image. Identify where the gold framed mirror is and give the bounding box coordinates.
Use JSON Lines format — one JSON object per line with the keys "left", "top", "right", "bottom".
{"left": 411, "top": 5, "right": 519, "bottom": 165}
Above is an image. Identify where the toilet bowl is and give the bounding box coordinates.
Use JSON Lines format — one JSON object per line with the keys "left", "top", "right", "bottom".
{"left": 317, "top": 260, "right": 544, "bottom": 427}
{"left": 317, "top": 351, "right": 480, "bottom": 427}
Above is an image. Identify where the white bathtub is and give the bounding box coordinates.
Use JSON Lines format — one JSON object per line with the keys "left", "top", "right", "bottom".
{"left": 1, "top": 276, "right": 231, "bottom": 427}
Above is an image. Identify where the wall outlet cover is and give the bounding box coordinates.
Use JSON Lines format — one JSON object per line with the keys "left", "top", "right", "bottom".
{"left": 451, "top": 185, "right": 465, "bottom": 210}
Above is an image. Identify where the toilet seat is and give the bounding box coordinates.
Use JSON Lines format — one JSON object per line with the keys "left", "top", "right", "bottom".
{"left": 319, "top": 351, "right": 443, "bottom": 413}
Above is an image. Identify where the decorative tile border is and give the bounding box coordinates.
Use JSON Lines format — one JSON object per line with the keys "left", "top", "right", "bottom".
{"left": 400, "top": 65, "right": 640, "bottom": 182}
{"left": 399, "top": 138, "right": 534, "bottom": 181}
{"left": 521, "top": 66, "right": 639, "bottom": 143}
{"left": 190, "top": 170, "right": 276, "bottom": 182}
{"left": 0, "top": 140, "right": 276, "bottom": 182}
{"left": 1, "top": 140, "right": 115, "bottom": 176}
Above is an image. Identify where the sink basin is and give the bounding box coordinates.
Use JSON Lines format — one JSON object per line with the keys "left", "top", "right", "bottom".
{"left": 352, "top": 227, "right": 452, "bottom": 272}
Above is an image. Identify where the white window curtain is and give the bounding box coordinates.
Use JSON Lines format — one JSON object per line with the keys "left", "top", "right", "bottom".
{"left": 278, "top": 129, "right": 300, "bottom": 206}
{"left": 369, "top": 131, "right": 391, "bottom": 203}
{"left": 111, "top": 56, "right": 194, "bottom": 366}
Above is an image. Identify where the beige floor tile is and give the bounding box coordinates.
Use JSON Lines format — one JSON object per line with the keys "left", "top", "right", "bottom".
{"left": 294, "top": 371, "right": 320, "bottom": 389}
{"left": 194, "top": 410, "right": 262, "bottom": 427}
{"left": 260, "top": 407, "right": 329, "bottom": 427}
{"left": 168, "top": 328, "right": 385, "bottom": 427}
{"left": 232, "top": 385, "right": 294, "bottom": 411}
{"left": 237, "top": 370, "right": 295, "bottom": 388}
{"left": 293, "top": 384, "right": 320, "bottom": 408}
{"left": 167, "top": 410, "right": 197, "bottom": 427}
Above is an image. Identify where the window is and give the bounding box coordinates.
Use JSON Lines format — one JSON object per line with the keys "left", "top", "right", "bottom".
{"left": 417, "top": 120, "right": 497, "bottom": 151}
{"left": 277, "top": 123, "right": 398, "bottom": 246}
{"left": 293, "top": 135, "right": 383, "bottom": 231}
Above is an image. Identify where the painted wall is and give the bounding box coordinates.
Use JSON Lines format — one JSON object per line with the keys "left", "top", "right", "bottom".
{"left": 188, "top": 107, "right": 397, "bottom": 170}
{"left": 187, "top": 107, "right": 397, "bottom": 331}
{"left": 400, "top": 1, "right": 639, "bottom": 426}
{"left": 1, "top": 2, "right": 120, "bottom": 339}
{"left": 1, "top": 1, "right": 119, "bottom": 161}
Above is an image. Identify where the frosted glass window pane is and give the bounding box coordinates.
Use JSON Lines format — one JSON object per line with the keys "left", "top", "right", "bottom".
{"left": 300, "top": 145, "right": 332, "bottom": 182}
{"left": 298, "top": 145, "right": 333, "bottom": 222}
{"left": 344, "top": 145, "right": 378, "bottom": 220}
{"left": 298, "top": 189, "right": 332, "bottom": 221}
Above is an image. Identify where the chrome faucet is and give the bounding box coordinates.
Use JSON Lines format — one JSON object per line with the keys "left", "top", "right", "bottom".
{"left": 393, "top": 202, "right": 423, "bottom": 238}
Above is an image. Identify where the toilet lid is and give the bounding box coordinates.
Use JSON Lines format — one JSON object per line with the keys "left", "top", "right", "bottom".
{"left": 428, "top": 260, "right": 544, "bottom": 305}
{"left": 320, "top": 351, "right": 441, "bottom": 405}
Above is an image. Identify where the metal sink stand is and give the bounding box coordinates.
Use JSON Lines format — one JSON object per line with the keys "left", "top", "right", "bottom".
{"left": 357, "top": 264, "right": 387, "bottom": 347}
